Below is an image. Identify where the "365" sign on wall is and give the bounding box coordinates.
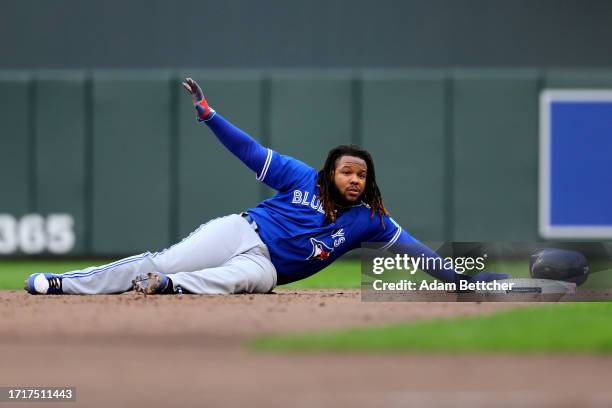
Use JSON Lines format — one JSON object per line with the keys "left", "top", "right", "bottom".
{"left": 0, "top": 214, "right": 75, "bottom": 254}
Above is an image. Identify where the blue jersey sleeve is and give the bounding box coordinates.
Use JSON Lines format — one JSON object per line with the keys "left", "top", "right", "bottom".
{"left": 206, "top": 113, "right": 315, "bottom": 191}
{"left": 368, "top": 215, "right": 405, "bottom": 251}
{"left": 369, "top": 216, "right": 460, "bottom": 284}
{"left": 258, "top": 151, "right": 315, "bottom": 191}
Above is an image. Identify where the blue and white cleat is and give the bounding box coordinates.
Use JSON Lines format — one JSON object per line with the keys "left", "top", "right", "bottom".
{"left": 24, "top": 273, "right": 64, "bottom": 295}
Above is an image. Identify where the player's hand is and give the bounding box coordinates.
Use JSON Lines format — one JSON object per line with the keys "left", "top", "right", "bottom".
{"left": 182, "top": 77, "right": 215, "bottom": 122}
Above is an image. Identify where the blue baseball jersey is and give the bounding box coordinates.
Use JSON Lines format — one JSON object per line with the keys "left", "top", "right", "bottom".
{"left": 205, "top": 112, "right": 460, "bottom": 285}
{"left": 246, "top": 150, "right": 407, "bottom": 284}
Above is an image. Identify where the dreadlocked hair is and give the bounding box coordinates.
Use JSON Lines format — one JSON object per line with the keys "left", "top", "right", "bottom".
{"left": 317, "top": 144, "right": 389, "bottom": 226}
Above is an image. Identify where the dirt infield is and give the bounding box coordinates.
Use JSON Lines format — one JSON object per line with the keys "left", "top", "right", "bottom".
{"left": 2, "top": 289, "right": 612, "bottom": 407}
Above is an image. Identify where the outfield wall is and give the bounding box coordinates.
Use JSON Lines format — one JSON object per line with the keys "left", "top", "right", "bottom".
{"left": 1, "top": 69, "right": 611, "bottom": 256}
{"left": 3, "top": 0, "right": 612, "bottom": 69}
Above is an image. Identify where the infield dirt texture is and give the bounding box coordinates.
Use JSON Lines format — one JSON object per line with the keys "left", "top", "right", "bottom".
{"left": 2, "top": 290, "right": 612, "bottom": 407}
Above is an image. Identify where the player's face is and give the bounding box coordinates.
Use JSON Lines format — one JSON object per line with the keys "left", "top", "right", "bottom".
{"left": 333, "top": 155, "right": 367, "bottom": 203}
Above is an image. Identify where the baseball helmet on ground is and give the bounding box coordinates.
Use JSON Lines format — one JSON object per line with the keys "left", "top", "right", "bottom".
{"left": 529, "top": 248, "right": 590, "bottom": 286}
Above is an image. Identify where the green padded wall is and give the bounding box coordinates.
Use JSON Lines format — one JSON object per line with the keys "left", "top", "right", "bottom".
{"left": 0, "top": 72, "right": 30, "bottom": 216}
{"left": 268, "top": 73, "right": 353, "bottom": 173}
{"left": 6, "top": 69, "right": 612, "bottom": 256}
{"left": 544, "top": 70, "right": 612, "bottom": 88}
{"left": 361, "top": 72, "right": 447, "bottom": 241}
{"left": 91, "top": 72, "right": 172, "bottom": 254}
{"left": 451, "top": 71, "right": 539, "bottom": 240}
{"left": 176, "top": 71, "right": 264, "bottom": 238}
{"left": 34, "top": 72, "right": 87, "bottom": 254}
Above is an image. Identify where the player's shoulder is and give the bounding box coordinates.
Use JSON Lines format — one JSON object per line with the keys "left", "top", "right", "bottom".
{"left": 350, "top": 202, "right": 385, "bottom": 224}
{"left": 275, "top": 151, "right": 317, "bottom": 173}
{"left": 303, "top": 169, "right": 319, "bottom": 188}
{"left": 360, "top": 207, "right": 399, "bottom": 230}
{"left": 282, "top": 153, "right": 317, "bottom": 180}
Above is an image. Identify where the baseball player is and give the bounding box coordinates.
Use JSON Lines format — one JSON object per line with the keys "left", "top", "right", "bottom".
{"left": 24, "top": 78, "right": 508, "bottom": 295}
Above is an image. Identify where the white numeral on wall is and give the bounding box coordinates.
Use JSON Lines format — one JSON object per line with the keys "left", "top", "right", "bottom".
{"left": 47, "top": 214, "right": 75, "bottom": 254}
{"left": 0, "top": 214, "right": 18, "bottom": 254}
{"left": 19, "top": 214, "right": 46, "bottom": 254}
{"left": 0, "top": 214, "right": 76, "bottom": 254}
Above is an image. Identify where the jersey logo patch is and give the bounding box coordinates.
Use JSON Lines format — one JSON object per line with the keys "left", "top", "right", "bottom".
{"left": 307, "top": 238, "right": 334, "bottom": 261}
{"left": 331, "top": 228, "right": 346, "bottom": 247}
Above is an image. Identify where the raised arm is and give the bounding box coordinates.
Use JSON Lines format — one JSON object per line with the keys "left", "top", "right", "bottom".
{"left": 182, "top": 77, "right": 269, "bottom": 178}
{"left": 182, "top": 77, "right": 316, "bottom": 190}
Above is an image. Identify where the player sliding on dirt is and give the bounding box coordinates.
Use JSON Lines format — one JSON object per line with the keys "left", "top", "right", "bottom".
{"left": 25, "top": 78, "right": 507, "bottom": 295}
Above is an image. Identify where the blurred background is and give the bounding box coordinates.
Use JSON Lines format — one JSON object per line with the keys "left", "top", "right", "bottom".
{"left": 2, "top": 0, "right": 612, "bottom": 257}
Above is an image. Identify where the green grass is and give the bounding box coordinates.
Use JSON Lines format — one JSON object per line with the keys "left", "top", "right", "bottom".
{"left": 0, "top": 258, "right": 363, "bottom": 290}
{"left": 280, "top": 259, "right": 361, "bottom": 289}
{"left": 283, "top": 258, "right": 539, "bottom": 289}
{"left": 4, "top": 257, "right": 611, "bottom": 291}
{"left": 0, "top": 259, "right": 113, "bottom": 290}
{"left": 252, "top": 302, "right": 612, "bottom": 353}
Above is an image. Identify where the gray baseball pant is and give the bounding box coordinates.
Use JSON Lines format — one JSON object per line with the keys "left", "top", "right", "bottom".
{"left": 61, "top": 214, "right": 277, "bottom": 294}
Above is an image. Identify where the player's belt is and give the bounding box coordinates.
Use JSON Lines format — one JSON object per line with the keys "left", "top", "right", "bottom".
{"left": 240, "top": 212, "right": 259, "bottom": 231}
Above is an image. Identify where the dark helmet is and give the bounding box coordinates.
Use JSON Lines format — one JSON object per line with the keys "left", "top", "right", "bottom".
{"left": 530, "top": 248, "right": 590, "bottom": 286}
